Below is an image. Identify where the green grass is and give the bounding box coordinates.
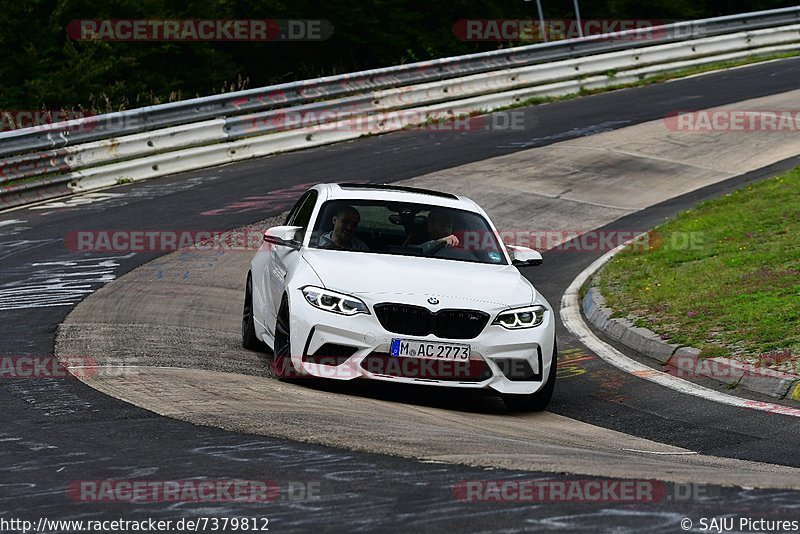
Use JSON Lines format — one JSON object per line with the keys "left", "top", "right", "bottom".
{"left": 600, "top": 168, "right": 800, "bottom": 362}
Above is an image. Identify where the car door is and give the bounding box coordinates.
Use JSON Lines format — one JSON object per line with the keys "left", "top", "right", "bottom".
{"left": 264, "top": 190, "right": 318, "bottom": 333}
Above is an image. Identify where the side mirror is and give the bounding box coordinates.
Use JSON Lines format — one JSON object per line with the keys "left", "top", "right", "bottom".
{"left": 507, "top": 244, "right": 543, "bottom": 266}
{"left": 263, "top": 226, "right": 303, "bottom": 250}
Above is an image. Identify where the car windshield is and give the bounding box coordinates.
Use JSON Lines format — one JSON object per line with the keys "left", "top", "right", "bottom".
{"left": 309, "top": 200, "right": 508, "bottom": 265}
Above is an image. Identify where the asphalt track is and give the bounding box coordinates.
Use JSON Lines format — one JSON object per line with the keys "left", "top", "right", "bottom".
{"left": 2, "top": 58, "right": 800, "bottom": 531}
{"left": 53, "top": 86, "right": 800, "bottom": 486}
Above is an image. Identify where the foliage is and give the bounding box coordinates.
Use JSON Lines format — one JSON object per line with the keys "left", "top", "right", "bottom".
{"left": 0, "top": 0, "right": 796, "bottom": 111}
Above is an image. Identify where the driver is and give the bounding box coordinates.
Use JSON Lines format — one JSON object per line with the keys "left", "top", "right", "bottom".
{"left": 421, "top": 209, "right": 459, "bottom": 255}
{"left": 318, "top": 205, "right": 370, "bottom": 250}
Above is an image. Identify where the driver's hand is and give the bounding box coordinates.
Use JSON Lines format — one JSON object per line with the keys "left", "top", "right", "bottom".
{"left": 441, "top": 235, "right": 459, "bottom": 248}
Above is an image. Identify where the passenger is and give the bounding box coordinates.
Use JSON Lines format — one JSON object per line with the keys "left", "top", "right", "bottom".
{"left": 318, "top": 205, "right": 370, "bottom": 250}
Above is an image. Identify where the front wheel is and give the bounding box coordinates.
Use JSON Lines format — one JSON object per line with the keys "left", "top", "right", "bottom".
{"left": 501, "top": 341, "right": 558, "bottom": 412}
{"left": 271, "top": 296, "right": 295, "bottom": 379}
{"left": 242, "top": 273, "right": 266, "bottom": 351}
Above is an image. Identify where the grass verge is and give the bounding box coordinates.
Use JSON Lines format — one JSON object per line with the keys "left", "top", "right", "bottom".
{"left": 599, "top": 167, "right": 800, "bottom": 364}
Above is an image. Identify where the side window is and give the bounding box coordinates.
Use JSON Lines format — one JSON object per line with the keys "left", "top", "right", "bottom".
{"left": 287, "top": 190, "right": 318, "bottom": 241}
{"left": 283, "top": 193, "right": 307, "bottom": 225}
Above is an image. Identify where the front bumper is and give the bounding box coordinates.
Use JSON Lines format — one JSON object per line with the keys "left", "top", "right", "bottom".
{"left": 287, "top": 291, "right": 556, "bottom": 395}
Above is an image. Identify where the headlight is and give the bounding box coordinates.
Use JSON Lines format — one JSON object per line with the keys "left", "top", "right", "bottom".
{"left": 301, "top": 286, "right": 370, "bottom": 316}
{"left": 493, "top": 305, "right": 547, "bottom": 329}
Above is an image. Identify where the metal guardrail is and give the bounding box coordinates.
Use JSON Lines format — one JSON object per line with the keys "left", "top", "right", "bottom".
{"left": 1, "top": 7, "right": 800, "bottom": 209}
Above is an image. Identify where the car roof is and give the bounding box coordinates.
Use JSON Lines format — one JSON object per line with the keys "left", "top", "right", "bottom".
{"left": 313, "top": 183, "right": 480, "bottom": 212}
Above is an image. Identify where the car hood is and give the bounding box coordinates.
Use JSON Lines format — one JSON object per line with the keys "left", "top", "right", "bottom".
{"left": 302, "top": 250, "right": 534, "bottom": 307}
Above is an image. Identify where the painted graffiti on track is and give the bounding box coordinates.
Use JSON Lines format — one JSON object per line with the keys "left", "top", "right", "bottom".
{"left": 0, "top": 253, "right": 135, "bottom": 310}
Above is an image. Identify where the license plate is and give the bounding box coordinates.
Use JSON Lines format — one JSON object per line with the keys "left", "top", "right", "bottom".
{"left": 390, "top": 339, "right": 470, "bottom": 361}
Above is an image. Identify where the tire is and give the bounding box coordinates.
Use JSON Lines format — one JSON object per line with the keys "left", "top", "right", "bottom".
{"left": 502, "top": 341, "right": 558, "bottom": 412}
{"left": 271, "top": 295, "right": 295, "bottom": 379}
{"left": 242, "top": 273, "right": 266, "bottom": 351}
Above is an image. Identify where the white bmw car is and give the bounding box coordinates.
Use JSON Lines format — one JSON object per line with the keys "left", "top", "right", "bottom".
{"left": 242, "top": 183, "right": 557, "bottom": 410}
